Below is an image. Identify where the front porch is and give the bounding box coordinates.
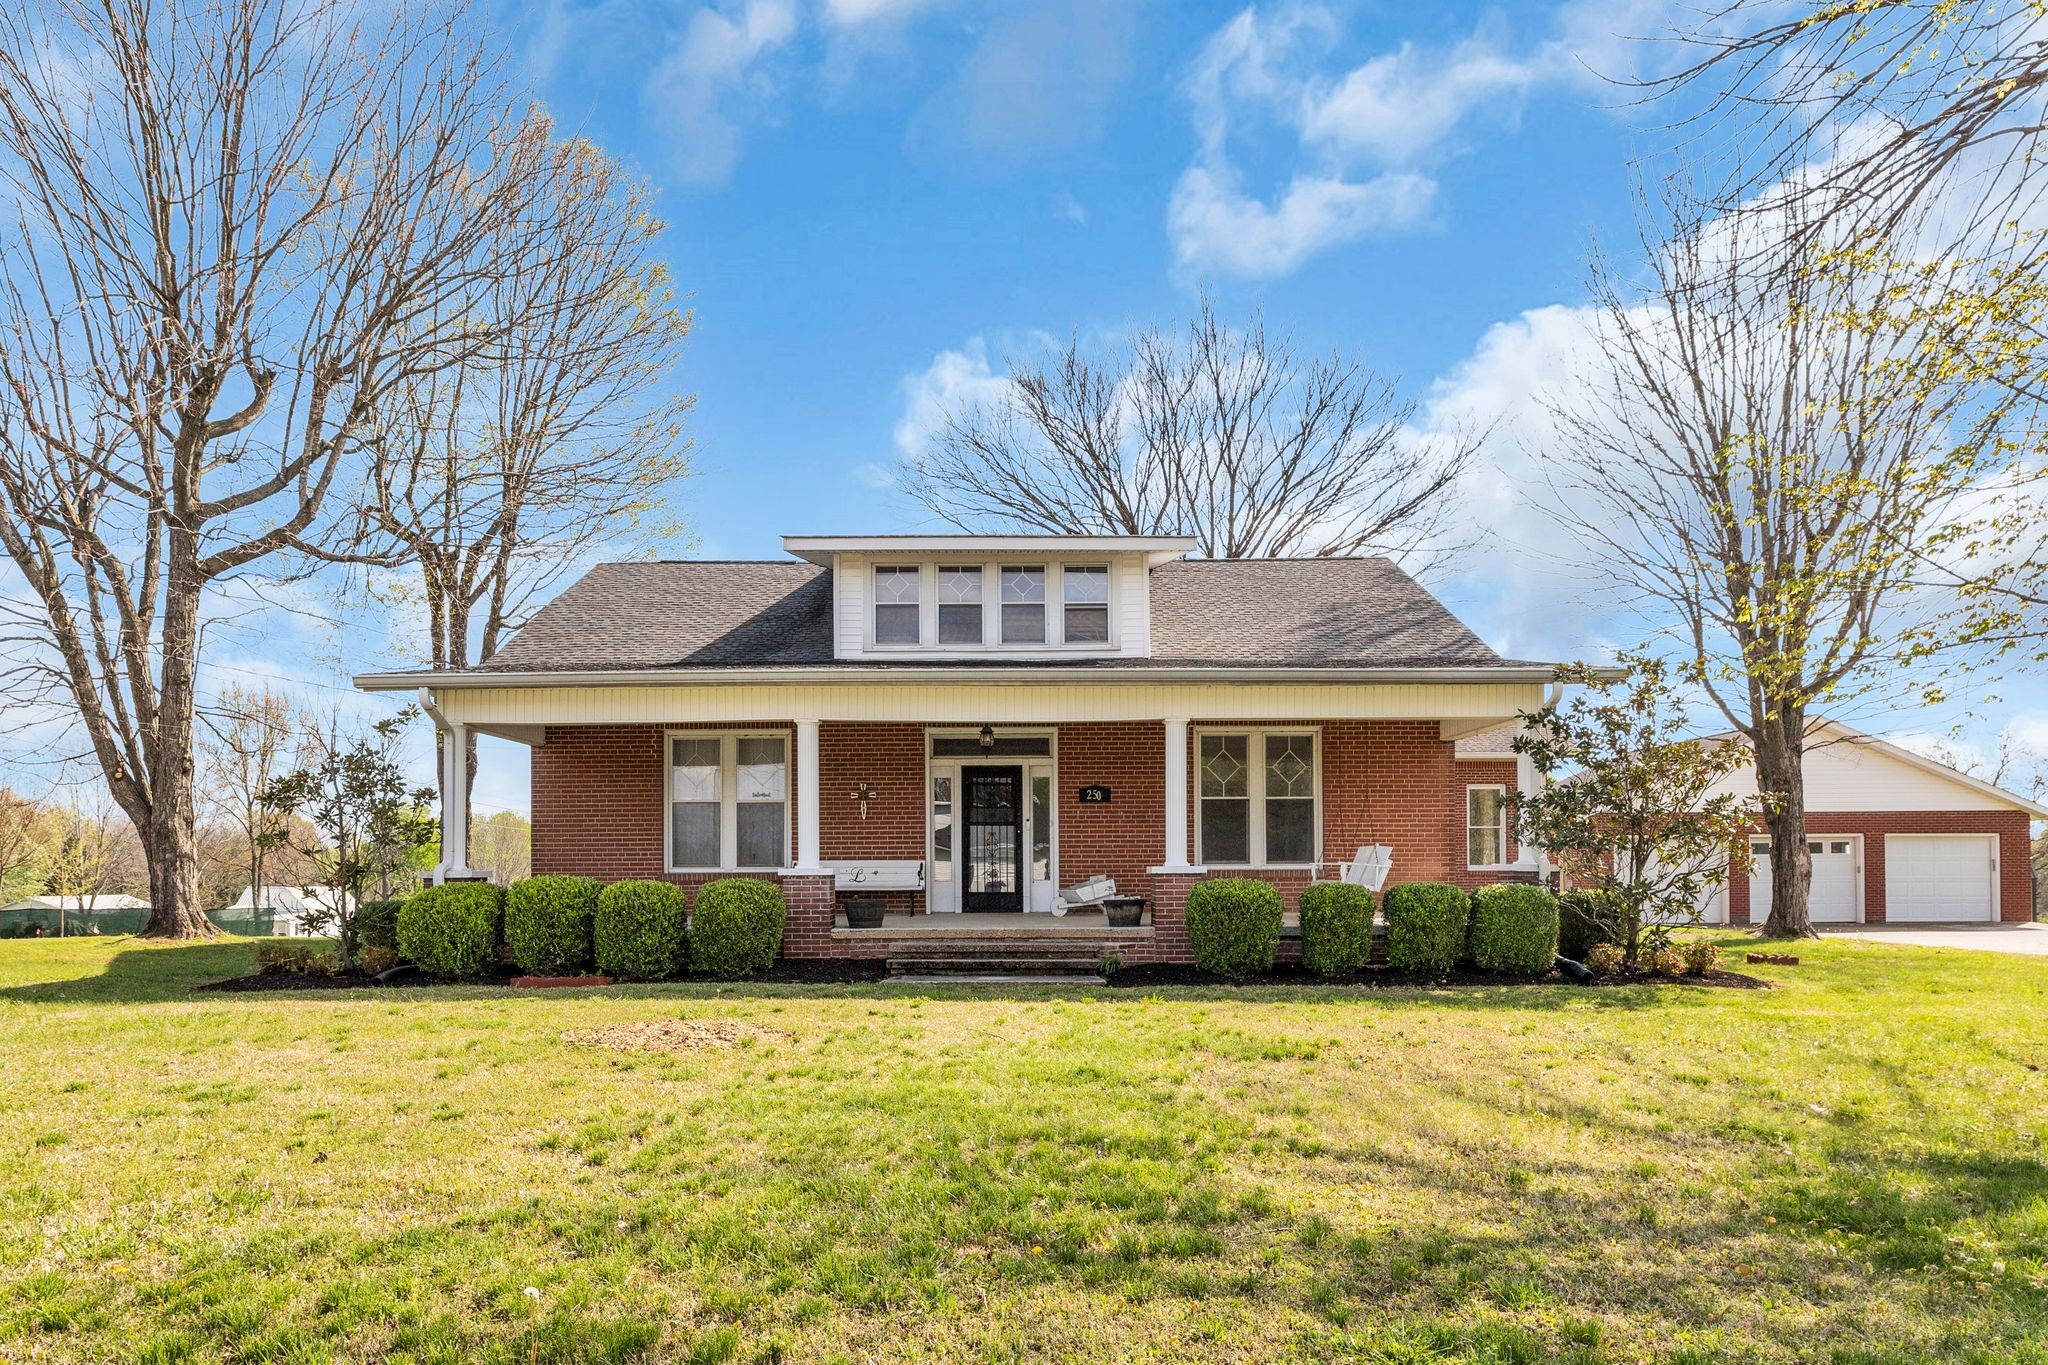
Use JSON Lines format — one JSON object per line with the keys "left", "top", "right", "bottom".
{"left": 422, "top": 690, "right": 1549, "bottom": 965}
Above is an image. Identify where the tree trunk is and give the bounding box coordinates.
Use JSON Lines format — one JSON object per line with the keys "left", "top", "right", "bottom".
{"left": 139, "top": 799, "right": 216, "bottom": 938}
{"left": 1752, "top": 712, "right": 1816, "bottom": 939}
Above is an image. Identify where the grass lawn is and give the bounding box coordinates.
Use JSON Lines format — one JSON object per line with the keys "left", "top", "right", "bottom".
{"left": 2, "top": 936, "right": 2045, "bottom": 1363}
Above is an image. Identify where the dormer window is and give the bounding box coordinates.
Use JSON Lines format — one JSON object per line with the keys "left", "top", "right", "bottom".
{"left": 1000, "top": 566, "right": 1046, "bottom": 644}
{"left": 1063, "top": 566, "right": 1109, "bottom": 643}
{"left": 938, "top": 565, "right": 984, "bottom": 644}
{"left": 874, "top": 566, "right": 921, "bottom": 645}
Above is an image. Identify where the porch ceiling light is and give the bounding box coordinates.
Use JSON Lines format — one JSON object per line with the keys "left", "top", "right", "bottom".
{"left": 978, "top": 724, "right": 995, "bottom": 754}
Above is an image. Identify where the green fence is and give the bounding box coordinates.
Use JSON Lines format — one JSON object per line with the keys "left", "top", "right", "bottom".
{"left": 0, "top": 907, "right": 281, "bottom": 938}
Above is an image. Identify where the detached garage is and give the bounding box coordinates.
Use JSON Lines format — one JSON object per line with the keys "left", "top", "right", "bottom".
{"left": 1708, "top": 722, "right": 2045, "bottom": 926}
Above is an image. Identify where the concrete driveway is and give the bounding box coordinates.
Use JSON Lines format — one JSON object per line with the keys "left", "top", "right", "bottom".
{"left": 1822, "top": 923, "right": 2048, "bottom": 956}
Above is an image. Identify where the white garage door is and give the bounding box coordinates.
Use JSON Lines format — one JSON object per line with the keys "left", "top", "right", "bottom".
{"left": 1751, "top": 838, "right": 1860, "bottom": 923}
{"left": 1884, "top": 835, "right": 1997, "bottom": 922}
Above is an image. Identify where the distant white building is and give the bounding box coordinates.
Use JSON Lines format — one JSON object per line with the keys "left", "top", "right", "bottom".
{"left": 227, "top": 885, "right": 353, "bottom": 938}
{"left": 0, "top": 893, "right": 149, "bottom": 914}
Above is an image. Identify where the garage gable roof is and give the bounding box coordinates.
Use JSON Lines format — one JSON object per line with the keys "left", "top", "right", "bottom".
{"left": 1705, "top": 720, "right": 2048, "bottom": 819}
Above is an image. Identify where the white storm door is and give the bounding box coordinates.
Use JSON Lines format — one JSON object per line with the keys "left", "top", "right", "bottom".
{"left": 1884, "top": 835, "right": 1996, "bottom": 922}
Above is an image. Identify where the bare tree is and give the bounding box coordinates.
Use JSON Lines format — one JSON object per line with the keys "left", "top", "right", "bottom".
{"left": 0, "top": 0, "right": 585, "bottom": 936}
{"left": 1540, "top": 199, "right": 2004, "bottom": 937}
{"left": 469, "top": 810, "right": 531, "bottom": 886}
{"left": 898, "top": 300, "right": 1478, "bottom": 564}
{"left": 312, "top": 136, "right": 693, "bottom": 819}
{"left": 42, "top": 792, "right": 127, "bottom": 934}
{"left": 201, "top": 684, "right": 306, "bottom": 907}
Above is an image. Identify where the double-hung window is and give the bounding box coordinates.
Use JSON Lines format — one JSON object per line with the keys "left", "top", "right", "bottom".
{"left": 1466, "top": 786, "right": 1508, "bottom": 867}
{"left": 1000, "top": 566, "right": 1046, "bottom": 644}
{"left": 1196, "top": 730, "right": 1319, "bottom": 865}
{"left": 874, "top": 566, "right": 921, "bottom": 645}
{"left": 938, "top": 565, "right": 984, "bottom": 644}
{"left": 669, "top": 732, "right": 789, "bottom": 870}
{"left": 1062, "top": 565, "right": 1109, "bottom": 643}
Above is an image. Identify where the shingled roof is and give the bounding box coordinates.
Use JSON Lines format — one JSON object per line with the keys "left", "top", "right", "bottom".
{"left": 473, "top": 556, "right": 1533, "bottom": 674}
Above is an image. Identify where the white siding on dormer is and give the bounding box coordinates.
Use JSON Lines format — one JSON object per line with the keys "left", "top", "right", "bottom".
{"left": 830, "top": 548, "right": 1158, "bottom": 661}
{"left": 1701, "top": 737, "right": 2016, "bottom": 812}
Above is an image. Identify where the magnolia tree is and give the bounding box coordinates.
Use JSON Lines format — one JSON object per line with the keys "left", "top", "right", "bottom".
{"left": 1514, "top": 658, "right": 1759, "bottom": 962}
{"left": 258, "top": 711, "right": 436, "bottom": 966}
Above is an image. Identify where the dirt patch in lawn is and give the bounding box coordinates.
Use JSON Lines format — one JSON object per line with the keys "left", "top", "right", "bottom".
{"left": 561, "top": 1018, "right": 789, "bottom": 1053}
{"left": 1103, "top": 962, "right": 1771, "bottom": 990}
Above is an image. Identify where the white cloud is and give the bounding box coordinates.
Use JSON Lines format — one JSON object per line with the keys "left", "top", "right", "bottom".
{"left": 822, "top": 0, "right": 950, "bottom": 27}
{"left": 1170, "top": 0, "right": 1661, "bottom": 278}
{"left": 1166, "top": 165, "right": 1434, "bottom": 277}
{"left": 645, "top": 0, "right": 800, "bottom": 185}
{"left": 891, "top": 338, "right": 1018, "bottom": 460}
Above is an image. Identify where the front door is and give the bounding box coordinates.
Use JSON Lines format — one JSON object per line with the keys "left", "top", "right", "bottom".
{"left": 964, "top": 765, "right": 1024, "bottom": 912}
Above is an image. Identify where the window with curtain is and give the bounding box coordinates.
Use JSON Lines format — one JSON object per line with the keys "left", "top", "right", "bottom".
{"left": 1197, "top": 730, "right": 1319, "bottom": 865}
{"left": 1466, "top": 786, "right": 1506, "bottom": 867}
{"left": 669, "top": 733, "right": 790, "bottom": 870}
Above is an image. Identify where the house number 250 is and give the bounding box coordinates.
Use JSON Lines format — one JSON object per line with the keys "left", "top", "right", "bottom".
{"left": 1077, "top": 785, "right": 1112, "bottom": 804}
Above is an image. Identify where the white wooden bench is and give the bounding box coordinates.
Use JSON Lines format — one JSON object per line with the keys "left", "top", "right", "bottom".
{"left": 828, "top": 860, "right": 925, "bottom": 892}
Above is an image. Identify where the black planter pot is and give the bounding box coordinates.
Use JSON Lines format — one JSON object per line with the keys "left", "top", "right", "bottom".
{"left": 1104, "top": 900, "right": 1145, "bottom": 928}
{"left": 844, "top": 897, "right": 886, "bottom": 929}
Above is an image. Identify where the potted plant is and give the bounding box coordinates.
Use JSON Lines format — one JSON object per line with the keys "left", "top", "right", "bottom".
{"left": 1103, "top": 897, "right": 1145, "bottom": 928}
{"left": 844, "top": 896, "right": 886, "bottom": 929}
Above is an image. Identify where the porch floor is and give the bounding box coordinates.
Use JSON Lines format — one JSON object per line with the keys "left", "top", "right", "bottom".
{"left": 832, "top": 910, "right": 1154, "bottom": 935}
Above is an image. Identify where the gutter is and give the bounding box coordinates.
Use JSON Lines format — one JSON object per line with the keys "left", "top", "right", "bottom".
{"left": 355, "top": 664, "right": 1578, "bottom": 691}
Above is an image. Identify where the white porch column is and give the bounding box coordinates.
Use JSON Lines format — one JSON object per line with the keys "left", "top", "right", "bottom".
{"left": 794, "top": 717, "right": 824, "bottom": 873}
{"left": 442, "top": 720, "right": 475, "bottom": 879}
{"left": 1157, "top": 716, "right": 1195, "bottom": 872}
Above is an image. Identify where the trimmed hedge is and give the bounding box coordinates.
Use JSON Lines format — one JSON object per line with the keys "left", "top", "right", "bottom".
{"left": 691, "top": 878, "right": 786, "bottom": 979}
{"left": 355, "top": 899, "right": 404, "bottom": 953}
{"left": 505, "top": 875, "right": 600, "bottom": 977}
{"left": 594, "top": 880, "right": 691, "bottom": 981}
{"left": 396, "top": 882, "right": 505, "bottom": 979}
{"left": 1299, "top": 882, "right": 1374, "bottom": 977}
{"left": 1470, "top": 883, "right": 1560, "bottom": 974}
{"left": 1557, "top": 890, "right": 1624, "bottom": 961}
{"left": 1383, "top": 882, "right": 1470, "bottom": 973}
{"left": 1185, "top": 877, "right": 1283, "bottom": 978}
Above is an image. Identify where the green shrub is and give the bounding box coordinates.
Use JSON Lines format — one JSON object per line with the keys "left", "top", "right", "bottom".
{"left": 395, "top": 882, "right": 505, "bottom": 979}
{"left": 1383, "top": 882, "right": 1470, "bottom": 973}
{"left": 594, "top": 880, "right": 691, "bottom": 981}
{"left": 689, "top": 878, "right": 786, "bottom": 979}
{"left": 1648, "top": 946, "right": 1685, "bottom": 977}
{"left": 1585, "top": 942, "right": 1625, "bottom": 974}
{"left": 1185, "top": 878, "right": 1283, "bottom": 978}
{"left": 357, "top": 945, "right": 400, "bottom": 977}
{"left": 505, "top": 875, "right": 600, "bottom": 977}
{"left": 1470, "top": 883, "right": 1560, "bottom": 974}
{"left": 1679, "top": 938, "right": 1722, "bottom": 976}
{"left": 1299, "top": 882, "right": 1374, "bottom": 977}
{"left": 1557, "top": 890, "right": 1624, "bottom": 961}
{"left": 355, "top": 899, "right": 404, "bottom": 952}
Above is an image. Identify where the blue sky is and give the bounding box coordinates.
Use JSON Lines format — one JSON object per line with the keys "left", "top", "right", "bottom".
{"left": 213, "top": 0, "right": 2048, "bottom": 814}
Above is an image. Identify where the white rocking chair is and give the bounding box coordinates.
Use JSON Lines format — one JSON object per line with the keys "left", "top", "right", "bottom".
{"left": 1320, "top": 845, "right": 1392, "bottom": 893}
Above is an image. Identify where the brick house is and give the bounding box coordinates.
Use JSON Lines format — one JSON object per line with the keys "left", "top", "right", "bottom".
{"left": 356, "top": 535, "right": 1557, "bottom": 963}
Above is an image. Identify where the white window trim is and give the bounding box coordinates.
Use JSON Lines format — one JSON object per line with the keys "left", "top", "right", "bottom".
{"left": 1193, "top": 727, "right": 1322, "bottom": 868}
{"left": 665, "top": 729, "right": 792, "bottom": 873}
{"left": 860, "top": 558, "right": 1122, "bottom": 654}
{"left": 1466, "top": 784, "right": 1510, "bottom": 870}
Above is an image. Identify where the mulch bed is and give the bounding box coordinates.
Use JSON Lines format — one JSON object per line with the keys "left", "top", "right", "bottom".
{"left": 1103, "top": 963, "right": 1771, "bottom": 990}
{"left": 196, "top": 958, "right": 889, "bottom": 993}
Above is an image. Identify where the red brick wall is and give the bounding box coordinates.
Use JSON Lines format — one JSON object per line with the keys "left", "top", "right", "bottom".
{"left": 1726, "top": 810, "right": 2034, "bottom": 924}
{"left": 530, "top": 716, "right": 1538, "bottom": 958}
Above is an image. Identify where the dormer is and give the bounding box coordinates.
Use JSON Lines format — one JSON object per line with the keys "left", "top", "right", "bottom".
{"left": 783, "top": 535, "right": 1198, "bottom": 662}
